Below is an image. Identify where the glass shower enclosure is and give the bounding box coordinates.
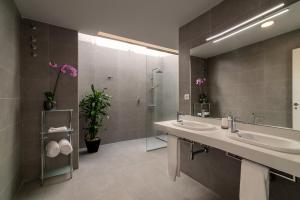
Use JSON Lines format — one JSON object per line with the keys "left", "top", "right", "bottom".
{"left": 145, "top": 54, "right": 179, "bottom": 151}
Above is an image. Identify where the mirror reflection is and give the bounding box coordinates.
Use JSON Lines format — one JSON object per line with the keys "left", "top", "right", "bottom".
{"left": 190, "top": 1, "right": 300, "bottom": 130}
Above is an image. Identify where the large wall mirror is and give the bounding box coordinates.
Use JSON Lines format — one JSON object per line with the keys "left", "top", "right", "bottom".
{"left": 190, "top": 1, "right": 300, "bottom": 131}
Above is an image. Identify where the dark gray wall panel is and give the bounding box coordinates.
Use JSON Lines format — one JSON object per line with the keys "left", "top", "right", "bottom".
{"left": 20, "top": 19, "right": 78, "bottom": 181}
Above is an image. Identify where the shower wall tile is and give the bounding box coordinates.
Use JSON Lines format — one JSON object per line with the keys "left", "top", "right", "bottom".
{"left": 20, "top": 19, "right": 79, "bottom": 181}
{"left": 78, "top": 42, "right": 148, "bottom": 146}
{"left": 78, "top": 40, "right": 178, "bottom": 146}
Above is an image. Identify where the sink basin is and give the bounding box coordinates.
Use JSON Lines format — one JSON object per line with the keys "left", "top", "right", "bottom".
{"left": 228, "top": 131, "right": 300, "bottom": 154}
{"left": 172, "top": 120, "right": 216, "bottom": 131}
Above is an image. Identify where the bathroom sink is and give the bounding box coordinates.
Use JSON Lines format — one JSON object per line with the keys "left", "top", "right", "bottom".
{"left": 228, "top": 131, "right": 300, "bottom": 154}
{"left": 172, "top": 120, "right": 216, "bottom": 131}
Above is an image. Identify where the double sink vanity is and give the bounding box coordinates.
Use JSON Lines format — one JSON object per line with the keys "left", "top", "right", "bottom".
{"left": 155, "top": 116, "right": 300, "bottom": 178}
{"left": 155, "top": 1, "right": 300, "bottom": 188}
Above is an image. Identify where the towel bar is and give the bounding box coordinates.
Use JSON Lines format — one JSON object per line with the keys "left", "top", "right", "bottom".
{"left": 226, "top": 152, "right": 297, "bottom": 182}
{"left": 180, "top": 138, "right": 209, "bottom": 160}
{"left": 178, "top": 137, "right": 297, "bottom": 182}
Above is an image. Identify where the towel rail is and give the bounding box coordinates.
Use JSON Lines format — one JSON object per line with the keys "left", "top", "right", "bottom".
{"left": 178, "top": 137, "right": 297, "bottom": 182}
{"left": 226, "top": 152, "right": 297, "bottom": 182}
{"left": 180, "top": 138, "right": 209, "bottom": 160}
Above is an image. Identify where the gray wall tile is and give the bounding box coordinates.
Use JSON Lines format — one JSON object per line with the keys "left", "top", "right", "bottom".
{"left": 0, "top": 0, "right": 21, "bottom": 199}
{"left": 78, "top": 40, "right": 178, "bottom": 146}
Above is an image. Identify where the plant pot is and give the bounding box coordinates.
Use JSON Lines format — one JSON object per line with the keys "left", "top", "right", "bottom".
{"left": 85, "top": 137, "right": 101, "bottom": 153}
{"left": 43, "top": 100, "right": 56, "bottom": 111}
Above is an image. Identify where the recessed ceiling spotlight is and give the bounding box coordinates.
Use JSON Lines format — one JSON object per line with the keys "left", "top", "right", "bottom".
{"left": 261, "top": 21, "right": 275, "bottom": 28}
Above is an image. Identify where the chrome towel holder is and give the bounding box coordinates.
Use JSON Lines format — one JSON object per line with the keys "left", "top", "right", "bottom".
{"left": 226, "top": 152, "right": 297, "bottom": 183}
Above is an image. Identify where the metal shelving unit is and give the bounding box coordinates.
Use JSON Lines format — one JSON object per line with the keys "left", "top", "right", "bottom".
{"left": 40, "top": 109, "right": 73, "bottom": 185}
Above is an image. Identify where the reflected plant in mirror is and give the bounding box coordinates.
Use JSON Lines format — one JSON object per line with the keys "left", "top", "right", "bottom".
{"left": 195, "top": 77, "right": 208, "bottom": 104}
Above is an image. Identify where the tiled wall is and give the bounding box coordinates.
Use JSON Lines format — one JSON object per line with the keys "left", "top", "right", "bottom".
{"left": 79, "top": 41, "right": 147, "bottom": 145}
{"left": 21, "top": 19, "right": 78, "bottom": 181}
{"left": 179, "top": 0, "right": 300, "bottom": 200}
{"left": 78, "top": 39, "right": 178, "bottom": 146}
{"left": 206, "top": 29, "right": 300, "bottom": 128}
{"left": 0, "top": 0, "right": 21, "bottom": 199}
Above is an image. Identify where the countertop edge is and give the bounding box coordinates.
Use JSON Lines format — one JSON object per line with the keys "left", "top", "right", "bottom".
{"left": 155, "top": 120, "right": 300, "bottom": 178}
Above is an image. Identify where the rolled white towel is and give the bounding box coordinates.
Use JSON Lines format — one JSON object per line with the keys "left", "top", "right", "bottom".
{"left": 46, "top": 141, "right": 60, "bottom": 158}
{"left": 58, "top": 139, "right": 73, "bottom": 155}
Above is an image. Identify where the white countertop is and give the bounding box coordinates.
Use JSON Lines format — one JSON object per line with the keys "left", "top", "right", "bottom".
{"left": 155, "top": 120, "right": 300, "bottom": 177}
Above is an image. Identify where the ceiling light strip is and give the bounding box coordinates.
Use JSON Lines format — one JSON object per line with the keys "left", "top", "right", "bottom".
{"left": 212, "top": 9, "right": 289, "bottom": 43}
{"left": 206, "top": 3, "right": 285, "bottom": 41}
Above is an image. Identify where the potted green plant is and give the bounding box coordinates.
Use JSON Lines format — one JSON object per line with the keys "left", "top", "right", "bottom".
{"left": 79, "top": 84, "right": 111, "bottom": 153}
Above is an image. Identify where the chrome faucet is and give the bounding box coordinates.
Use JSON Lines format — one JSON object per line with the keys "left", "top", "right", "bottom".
{"left": 177, "top": 112, "right": 184, "bottom": 122}
{"left": 229, "top": 115, "right": 239, "bottom": 133}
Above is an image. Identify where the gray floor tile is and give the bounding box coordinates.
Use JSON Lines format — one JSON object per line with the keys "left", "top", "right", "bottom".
{"left": 15, "top": 138, "right": 221, "bottom": 200}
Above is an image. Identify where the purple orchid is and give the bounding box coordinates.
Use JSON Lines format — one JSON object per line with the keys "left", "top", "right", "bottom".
{"left": 49, "top": 62, "right": 78, "bottom": 77}
{"left": 195, "top": 78, "right": 206, "bottom": 87}
{"left": 61, "top": 64, "right": 78, "bottom": 77}
{"left": 45, "top": 61, "right": 78, "bottom": 102}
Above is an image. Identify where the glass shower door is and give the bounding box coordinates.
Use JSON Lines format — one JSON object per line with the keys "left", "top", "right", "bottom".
{"left": 145, "top": 55, "right": 168, "bottom": 151}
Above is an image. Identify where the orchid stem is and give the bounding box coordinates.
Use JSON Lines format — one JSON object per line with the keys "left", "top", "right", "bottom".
{"left": 52, "top": 71, "right": 61, "bottom": 99}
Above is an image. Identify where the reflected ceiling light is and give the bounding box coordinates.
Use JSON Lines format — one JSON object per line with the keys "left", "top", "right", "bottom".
{"left": 206, "top": 3, "right": 285, "bottom": 41}
{"left": 261, "top": 20, "right": 275, "bottom": 28}
{"left": 213, "top": 9, "right": 289, "bottom": 43}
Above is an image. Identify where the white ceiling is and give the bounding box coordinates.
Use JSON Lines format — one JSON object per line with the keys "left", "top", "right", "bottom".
{"left": 14, "top": 0, "right": 223, "bottom": 50}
